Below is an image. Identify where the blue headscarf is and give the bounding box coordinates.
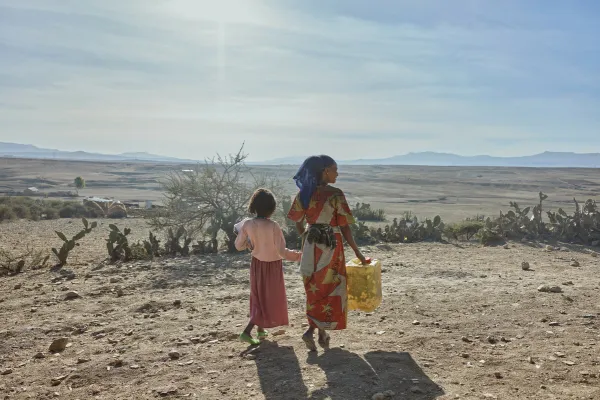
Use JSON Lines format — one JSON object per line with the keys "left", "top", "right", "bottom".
{"left": 293, "top": 155, "right": 336, "bottom": 209}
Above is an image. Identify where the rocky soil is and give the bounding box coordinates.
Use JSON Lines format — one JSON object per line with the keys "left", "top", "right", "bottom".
{"left": 1, "top": 219, "right": 600, "bottom": 399}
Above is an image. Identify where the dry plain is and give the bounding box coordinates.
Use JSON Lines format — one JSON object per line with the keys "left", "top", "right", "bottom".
{"left": 1, "top": 158, "right": 600, "bottom": 400}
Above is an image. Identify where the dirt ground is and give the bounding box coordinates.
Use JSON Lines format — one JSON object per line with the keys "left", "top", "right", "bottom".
{"left": 1, "top": 218, "right": 600, "bottom": 400}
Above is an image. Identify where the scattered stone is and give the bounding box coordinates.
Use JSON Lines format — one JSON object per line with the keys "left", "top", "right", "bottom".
{"left": 528, "top": 356, "right": 536, "bottom": 364}
{"left": 156, "top": 386, "right": 178, "bottom": 397}
{"left": 109, "top": 277, "right": 122, "bottom": 284}
{"left": 554, "top": 352, "right": 566, "bottom": 358}
{"left": 570, "top": 260, "right": 580, "bottom": 267}
{"left": 13, "top": 283, "right": 22, "bottom": 290}
{"left": 190, "top": 337, "right": 202, "bottom": 344}
{"left": 549, "top": 322, "right": 560, "bottom": 327}
{"left": 521, "top": 262, "right": 530, "bottom": 271}
{"left": 503, "top": 244, "right": 510, "bottom": 249}
{"left": 130, "top": 364, "right": 140, "bottom": 370}
{"left": 564, "top": 361, "right": 576, "bottom": 366}
{"left": 77, "top": 357, "right": 91, "bottom": 364}
{"left": 461, "top": 353, "right": 470, "bottom": 358}
{"left": 545, "top": 245, "right": 554, "bottom": 251}
{"left": 272, "top": 329, "right": 286, "bottom": 336}
{"left": 168, "top": 350, "right": 181, "bottom": 360}
{"left": 410, "top": 386, "right": 425, "bottom": 394}
{"left": 1, "top": 369, "right": 13, "bottom": 376}
{"left": 376, "top": 331, "right": 386, "bottom": 335}
{"left": 412, "top": 320, "right": 421, "bottom": 326}
{"left": 51, "top": 375, "right": 68, "bottom": 386}
{"left": 372, "top": 392, "right": 395, "bottom": 400}
{"left": 538, "top": 285, "right": 562, "bottom": 293}
{"left": 590, "top": 251, "right": 598, "bottom": 258}
{"left": 33, "top": 352, "right": 46, "bottom": 359}
{"left": 109, "top": 359, "right": 123, "bottom": 368}
{"left": 494, "top": 372, "right": 503, "bottom": 379}
{"left": 49, "top": 338, "right": 69, "bottom": 353}
{"left": 487, "top": 336, "right": 498, "bottom": 344}
{"left": 461, "top": 336, "right": 473, "bottom": 343}
{"left": 173, "top": 300, "right": 182, "bottom": 307}
{"left": 63, "top": 291, "right": 81, "bottom": 301}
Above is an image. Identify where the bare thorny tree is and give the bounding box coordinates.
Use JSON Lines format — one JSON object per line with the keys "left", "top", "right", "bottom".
{"left": 149, "top": 145, "right": 286, "bottom": 252}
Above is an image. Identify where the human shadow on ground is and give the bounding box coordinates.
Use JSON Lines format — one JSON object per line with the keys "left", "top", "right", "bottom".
{"left": 255, "top": 341, "right": 309, "bottom": 400}
{"left": 255, "top": 343, "right": 444, "bottom": 400}
{"left": 307, "top": 348, "right": 444, "bottom": 400}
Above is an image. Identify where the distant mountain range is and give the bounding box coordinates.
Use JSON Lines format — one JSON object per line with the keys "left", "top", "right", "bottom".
{"left": 0, "top": 142, "right": 197, "bottom": 163}
{"left": 257, "top": 151, "right": 600, "bottom": 168}
{"left": 1, "top": 142, "right": 600, "bottom": 167}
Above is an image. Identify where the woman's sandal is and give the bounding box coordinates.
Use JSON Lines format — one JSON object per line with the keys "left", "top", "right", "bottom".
{"left": 302, "top": 333, "right": 317, "bottom": 351}
{"left": 239, "top": 332, "right": 260, "bottom": 346}
{"left": 318, "top": 331, "right": 330, "bottom": 349}
{"left": 257, "top": 330, "right": 268, "bottom": 340}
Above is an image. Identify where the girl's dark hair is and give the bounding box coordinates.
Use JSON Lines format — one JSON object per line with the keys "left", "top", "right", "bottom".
{"left": 248, "top": 188, "right": 277, "bottom": 217}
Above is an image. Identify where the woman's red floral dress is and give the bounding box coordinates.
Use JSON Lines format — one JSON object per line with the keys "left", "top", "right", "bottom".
{"left": 287, "top": 185, "right": 355, "bottom": 330}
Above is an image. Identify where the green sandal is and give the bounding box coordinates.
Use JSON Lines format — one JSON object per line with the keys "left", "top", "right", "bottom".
{"left": 239, "top": 332, "right": 260, "bottom": 346}
{"left": 257, "top": 330, "right": 268, "bottom": 340}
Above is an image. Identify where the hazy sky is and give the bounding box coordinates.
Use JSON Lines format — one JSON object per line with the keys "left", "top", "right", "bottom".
{"left": 1, "top": 0, "right": 599, "bottom": 161}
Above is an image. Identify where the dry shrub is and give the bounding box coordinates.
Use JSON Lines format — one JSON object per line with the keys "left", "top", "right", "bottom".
{"left": 0, "top": 247, "right": 50, "bottom": 276}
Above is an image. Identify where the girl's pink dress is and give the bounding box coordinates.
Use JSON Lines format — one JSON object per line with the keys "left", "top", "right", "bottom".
{"left": 235, "top": 218, "right": 301, "bottom": 328}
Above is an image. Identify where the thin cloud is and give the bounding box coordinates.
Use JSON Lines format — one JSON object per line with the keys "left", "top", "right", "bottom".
{"left": 0, "top": 0, "right": 599, "bottom": 160}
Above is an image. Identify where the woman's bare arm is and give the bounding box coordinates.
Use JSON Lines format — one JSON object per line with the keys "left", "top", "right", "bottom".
{"left": 340, "top": 225, "right": 366, "bottom": 264}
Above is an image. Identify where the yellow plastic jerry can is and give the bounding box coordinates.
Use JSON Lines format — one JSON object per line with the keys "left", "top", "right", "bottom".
{"left": 346, "top": 258, "right": 382, "bottom": 312}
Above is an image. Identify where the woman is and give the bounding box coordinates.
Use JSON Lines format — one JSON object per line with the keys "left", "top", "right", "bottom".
{"left": 287, "top": 155, "right": 367, "bottom": 351}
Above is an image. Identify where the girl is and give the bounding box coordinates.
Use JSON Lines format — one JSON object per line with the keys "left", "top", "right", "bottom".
{"left": 235, "top": 188, "right": 302, "bottom": 345}
{"left": 287, "top": 155, "right": 367, "bottom": 351}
